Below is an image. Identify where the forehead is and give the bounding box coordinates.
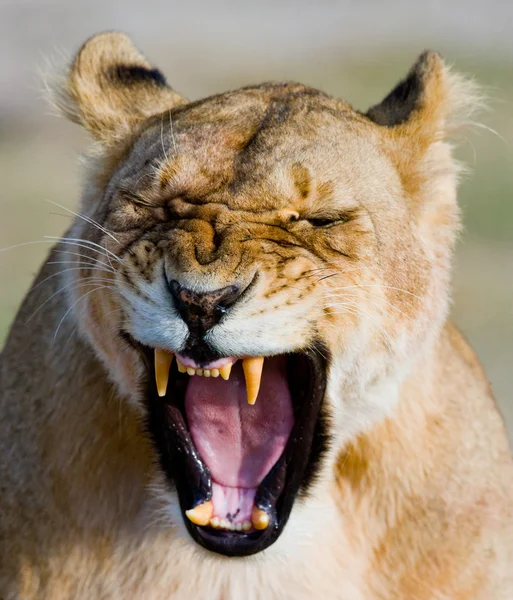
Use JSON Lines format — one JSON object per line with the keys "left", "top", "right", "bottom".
{"left": 117, "top": 83, "right": 381, "bottom": 211}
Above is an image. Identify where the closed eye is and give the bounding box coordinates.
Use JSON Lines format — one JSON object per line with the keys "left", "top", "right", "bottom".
{"left": 305, "top": 212, "right": 354, "bottom": 228}
{"left": 119, "top": 189, "right": 157, "bottom": 208}
{"left": 306, "top": 217, "right": 338, "bottom": 228}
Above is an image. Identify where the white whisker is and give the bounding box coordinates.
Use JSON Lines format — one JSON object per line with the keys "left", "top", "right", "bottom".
{"left": 102, "top": 307, "right": 124, "bottom": 320}
{"left": 160, "top": 113, "right": 169, "bottom": 164}
{"left": 53, "top": 249, "right": 116, "bottom": 272}
{"left": 0, "top": 240, "right": 60, "bottom": 254}
{"left": 458, "top": 120, "right": 509, "bottom": 147}
{"left": 47, "top": 260, "right": 114, "bottom": 270}
{"left": 327, "top": 284, "right": 422, "bottom": 301}
{"left": 168, "top": 109, "right": 177, "bottom": 155}
{"left": 44, "top": 199, "right": 120, "bottom": 243}
{"left": 327, "top": 301, "right": 395, "bottom": 354}
{"left": 53, "top": 285, "right": 115, "bottom": 340}
{"left": 26, "top": 277, "right": 115, "bottom": 323}
{"left": 1, "top": 240, "right": 119, "bottom": 271}
{"left": 325, "top": 291, "right": 415, "bottom": 322}
{"left": 44, "top": 236, "right": 122, "bottom": 263}
{"left": 29, "top": 266, "right": 114, "bottom": 295}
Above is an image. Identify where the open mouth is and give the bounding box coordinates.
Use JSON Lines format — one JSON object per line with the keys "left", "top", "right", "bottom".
{"left": 136, "top": 343, "right": 328, "bottom": 557}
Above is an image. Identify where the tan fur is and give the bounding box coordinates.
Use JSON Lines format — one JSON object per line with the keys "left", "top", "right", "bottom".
{"left": 1, "top": 33, "right": 512, "bottom": 599}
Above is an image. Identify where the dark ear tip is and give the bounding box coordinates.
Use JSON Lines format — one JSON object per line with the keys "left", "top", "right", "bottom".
{"left": 108, "top": 65, "right": 168, "bottom": 88}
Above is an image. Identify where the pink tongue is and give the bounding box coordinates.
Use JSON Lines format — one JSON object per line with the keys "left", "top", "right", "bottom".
{"left": 185, "top": 357, "right": 293, "bottom": 523}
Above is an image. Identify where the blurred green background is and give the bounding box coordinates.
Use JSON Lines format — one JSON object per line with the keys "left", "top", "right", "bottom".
{"left": 1, "top": 1, "right": 511, "bottom": 435}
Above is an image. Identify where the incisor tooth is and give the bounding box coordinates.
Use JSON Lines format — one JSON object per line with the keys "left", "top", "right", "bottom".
{"left": 242, "top": 521, "right": 251, "bottom": 532}
{"left": 185, "top": 500, "right": 214, "bottom": 526}
{"left": 186, "top": 367, "right": 195, "bottom": 376}
{"left": 210, "top": 517, "right": 220, "bottom": 528}
{"left": 211, "top": 369, "right": 220, "bottom": 378}
{"left": 203, "top": 369, "right": 211, "bottom": 377}
{"left": 176, "top": 359, "right": 187, "bottom": 374}
{"left": 251, "top": 507, "right": 270, "bottom": 530}
{"left": 154, "top": 349, "right": 174, "bottom": 397}
{"left": 242, "top": 357, "right": 265, "bottom": 405}
{"left": 219, "top": 363, "right": 232, "bottom": 380}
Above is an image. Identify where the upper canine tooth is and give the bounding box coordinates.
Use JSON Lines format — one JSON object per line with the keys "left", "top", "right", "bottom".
{"left": 251, "top": 506, "right": 270, "bottom": 530}
{"left": 176, "top": 359, "right": 187, "bottom": 373}
{"left": 219, "top": 363, "right": 232, "bottom": 381}
{"left": 185, "top": 500, "right": 214, "bottom": 526}
{"left": 154, "top": 349, "right": 174, "bottom": 397}
{"left": 242, "top": 357, "right": 264, "bottom": 405}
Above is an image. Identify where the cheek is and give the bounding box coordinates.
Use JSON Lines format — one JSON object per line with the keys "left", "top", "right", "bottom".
{"left": 74, "top": 276, "right": 145, "bottom": 404}
{"left": 316, "top": 269, "right": 377, "bottom": 349}
{"left": 91, "top": 275, "right": 123, "bottom": 329}
{"left": 317, "top": 305, "right": 360, "bottom": 350}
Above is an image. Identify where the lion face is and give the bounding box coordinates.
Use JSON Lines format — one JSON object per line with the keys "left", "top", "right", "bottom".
{"left": 58, "top": 33, "right": 466, "bottom": 556}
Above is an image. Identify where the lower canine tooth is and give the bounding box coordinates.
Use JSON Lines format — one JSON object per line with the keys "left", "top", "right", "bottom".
{"left": 219, "top": 363, "right": 232, "bottom": 380}
{"left": 154, "top": 349, "right": 174, "bottom": 397}
{"left": 251, "top": 507, "right": 270, "bottom": 530}
{"left": 185, "top": 500, "right": 214, "bottom": 526}
{"left": 242, "top": 357, "right": 265, "bottom": 405}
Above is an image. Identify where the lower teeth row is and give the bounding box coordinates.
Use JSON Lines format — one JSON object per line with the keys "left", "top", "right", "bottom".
{"left": 210, "top": 518, "right": 251, "bottom": 532}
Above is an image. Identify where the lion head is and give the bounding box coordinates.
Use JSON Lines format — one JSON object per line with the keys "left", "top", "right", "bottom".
{"left": 54, "top": 32, "right": 477, "bottom": 556}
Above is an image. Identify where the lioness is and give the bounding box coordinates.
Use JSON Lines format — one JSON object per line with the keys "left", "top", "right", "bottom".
{"left": 1, "top": 32, "right": 512, "bottom": 599}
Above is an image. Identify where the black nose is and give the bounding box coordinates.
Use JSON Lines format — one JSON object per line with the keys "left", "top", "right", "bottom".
{"left": 168, "top": 281, "right": 242, "bottom": 332}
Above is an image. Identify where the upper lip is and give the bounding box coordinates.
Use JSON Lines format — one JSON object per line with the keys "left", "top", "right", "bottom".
{"left": 134, "top": 339, "right": 328, "bottom": 557}
{"left": 172, "top": 353, "right": 234, "bottom": 370}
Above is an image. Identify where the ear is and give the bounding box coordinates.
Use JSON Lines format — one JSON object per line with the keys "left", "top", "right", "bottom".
{"left": 366, "top": 51, "right": 448, "bottom": 130}
{"left": 365, "top": 51, "right": 482, "bottom": 194}
{"left": 56, "top": 31, "right": 187, "bottom": 144}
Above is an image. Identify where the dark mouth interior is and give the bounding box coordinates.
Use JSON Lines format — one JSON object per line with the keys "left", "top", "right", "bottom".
{"left": 138, "top": 344, "right": 328, "bottom": 557}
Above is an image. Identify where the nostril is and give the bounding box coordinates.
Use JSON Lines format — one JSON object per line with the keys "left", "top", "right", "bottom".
{"left": 215, "top": 303, "right": 228, "bottom": 315}
{"left": 167, "top": 280, "right": 244, "bottom": 329}
{"left": 217, "top": 285, "right": 240, "bottom": 310}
